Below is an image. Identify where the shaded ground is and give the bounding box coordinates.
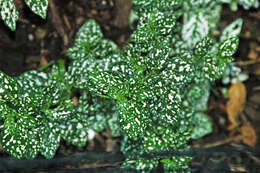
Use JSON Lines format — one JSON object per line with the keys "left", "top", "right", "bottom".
{"left": 0, "top": 0, "right": 259, "bottom": 172}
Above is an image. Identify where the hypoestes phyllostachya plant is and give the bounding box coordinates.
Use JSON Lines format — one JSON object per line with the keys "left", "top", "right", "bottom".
{"left": 0, "top": 59, "right": 119, "bottom": 158}
{"left": 66, "top": 0, "right": 242, "bottom": 172}
{"left": 0, "top": 0, "right": 254, "bottom": 172}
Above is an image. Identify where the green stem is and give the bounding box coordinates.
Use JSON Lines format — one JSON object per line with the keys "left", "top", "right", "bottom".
{"left": 37, "top": 60, "right": 55, "bottom": 72}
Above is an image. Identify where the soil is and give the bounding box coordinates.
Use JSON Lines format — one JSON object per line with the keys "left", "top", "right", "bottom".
{"left": 0, "top": 0, "right": 259, "bottom": 173}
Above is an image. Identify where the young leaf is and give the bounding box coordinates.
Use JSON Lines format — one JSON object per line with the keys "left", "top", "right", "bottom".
{"left": 0, "top": 0, "right": 19, "bottom": 31}
{"left": 182, "top": 12, "right": 209, "bottom": 47}
{"left": 219, "top": 37, "right": 239, "bottom": 57}
{"left": 25, "top": 0, "right": 48, "bottom": 19}
{"left": 0, "top": 110, "right": 41, "bottom": 159}
{"left": 40, "top": 122, "right": 61, "bottom": 159}
{"left": 66, "top": 19, "right": 103, "bottom": 60}
{"left": 191, "top": 112, "right": 213, "bottom": 139}
{"left": 220, "top": 18, "right": 243, "bottom": 42}
{"left": 0, "top": 71, "right": 20, "bottom": 104}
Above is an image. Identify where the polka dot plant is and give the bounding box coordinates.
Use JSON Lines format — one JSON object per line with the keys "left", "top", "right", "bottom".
{"left": 65, "top": 0, "right": 242, "bottom": 172}
{"left": 0, "top": 0, "right": 248, "bottom": 172}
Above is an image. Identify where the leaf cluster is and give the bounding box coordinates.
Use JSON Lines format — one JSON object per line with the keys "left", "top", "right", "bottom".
{"left": 0, "top": 0, "right": 48, "bottom": 31}
{"left": 64, "top": 0, "right": 244, "bottom": 172}
{"left": 0, "top": 0, "right": 253, "bottom": 172}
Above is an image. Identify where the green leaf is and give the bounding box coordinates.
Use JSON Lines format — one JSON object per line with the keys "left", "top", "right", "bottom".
{"left": 75, "top": 19, "right": 103, "bottom": 45}
{"left": 25, "top": 0, "right": 48, "bottom": 19}
{"left": 221, "top": 0, "right": 259, "bottom": 10}
{"left": 40, "top": 122, "right": 60, "bottom": 159}
{"left": 194, "top": 37, "right": 215, "bottom": 57}
{"left": 185, "top": 81, "right": 210, "bottom": 112}
{"left": 182, "top": 1, "right": 222, "bottom": 48}
{"left": 0, "top": 110, "right": 41, "bottom": 159}
{"left": 220, "top": 18, "right": 243, "bottom": 42}
{"left": 0, "top": 0, "right": 19, "bottom": 31}
{"left": 121, "top": 158, "right": 159, "bottom": 173}
{"left": 182, "top": 11, "right": 209, "bottom": 47}
{"left": 191, "top": 112, "right": 213, "bottom": 139}
{"left": 88, "top": 70, "right": 124, "bottom": 97}
{"left": 117, "top": 100, "right": 147, "bottom": 138}
{"left": 66, "top": 44, "right": 92, "bottom": 60}
{"left": 66, "top": 19, "right": 103, "bottom": 60}
{"left": 237, "top": 0, "right": 259, "bottom": 9}
{"left": 0, "top": 71, "right": 20, "bottom": 104}
{"left": 161, "top": 156, "right": 192, "bottom": 173}
{"left": 60, "top": 119, "right": 88, "bottom": 147}
{"left": 219, "top": 37, "right": 239, "bottom": 57}
{"left": 108, "top": 112, "right": 121, "bottom": 137}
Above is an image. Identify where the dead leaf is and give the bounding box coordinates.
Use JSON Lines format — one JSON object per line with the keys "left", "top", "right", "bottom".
{"left": 241, "top": 125, "right": 257, "bottom": 147}
{"left": 40, "top": 56, "right": 48, "bottom": 67}
{"left": 226, "top": 82, "right": 247, "bottom": 130}
{"left": 248, "top": 49, "right": 258, "bottom": 60}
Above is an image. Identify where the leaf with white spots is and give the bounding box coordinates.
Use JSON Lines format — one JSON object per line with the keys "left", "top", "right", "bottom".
{"left": 220, "top": 18, "right": 243, "bottom": 42}
{"left": 121, "top": 158, "right": 159, "bottom": 173}
{"left": 221, "top": 0, "right": 259, "bottom": 10}
{"left": 60, "top": 118, "right": 88, "bottom": 147}
{"left": 117, "top": 100, "right": 148, "bottom": 138}
{"left": 161, "top": 156, "right": 192, "bottom": 173}
{"left": 108, "top": 112, "right": 121, "bottom": 137}
{"left": 40, "top": 122, "right": 60, "bottom": 159}
{"left": 0, "top": 0, "right": 19, "bottom": 31}
{"left": 182, "top": 12, "right": 209, "bottom": 48}
{"left": 88, "top": 70, "right": 124, "bottom": 97}
{"left": 219, "top": 37, "right": 239, "bottom": 57}
{"left": 67, "top": 19, "right": 103, "bottom": 60}
{"left": 185, "top": 81, "right": 210, "bottom": 112}
{"left": 0, "top": 71, "right": 19, "bottom": 105}
{"left": 237, "top": 0, "right": 259, "bottom": 9}
{"left": 0, "top": 110, "right": 41, "bottom": 159}
{"left": 191, "top": 112, "right": 213, "bottom": 139}
{"left": 25, "top": 0, "right": 48, "bottom": 19}
{"left": 194, "top": 37, "right": 215, "bottom": 57}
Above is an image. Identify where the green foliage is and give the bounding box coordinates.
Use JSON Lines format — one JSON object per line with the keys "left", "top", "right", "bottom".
{"left": 0, "top": 52, "right": 121, "bottom": 158}
{"left": 0, "top": 0, "right": 249, "bottom": 172}
{"left": 221, "top": 0, "right": 259, "bottom": 11}
{"left": 0, "top": 65, "right": 87, "bottom": 158}
{"left": 0, "top": 0, "right": 48, "bottom": 31}
{"left": 63, "top": 0, "right": 242, "bottom": 172}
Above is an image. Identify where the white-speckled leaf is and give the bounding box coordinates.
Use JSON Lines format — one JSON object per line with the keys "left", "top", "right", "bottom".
{"left": 182, "top": 12, "right": 209, "bottom": 47}
{"left": 25, "top": 0, "right": 48, "bottom": 19}
{"left": 0, "top": 71, "right": 19, "bottom": 104}
{"left": 238, "top": 0, "right": 259, "bottom": 9}
{"left": 191, "top": 112, "right": 213, "bottom": 139}
{"left": 40, "top": 122, "right": 60, "bottom": 159}
{"left": 60, "top": 119, "right": 88, "bottom": 147}
{"left": 220, "top": 18, "right": 243, "bottom": 42}
{"left": 108, "top": 112, "right": 121, "bottom": 137}
{"left": 0, "top": 0, "right": 19, "bottom": 31}
{"left": 221, "top": 0, "right": 259, "bottom": 10}
{"left": 219, "top": 37, "right": 239, "bottom": 57}
{"left": 75, "top": 19, "right": 103, "bottom": 45}
{"left": 0, "top": 110, "right": 41, "bottom": 159}
{"left": 186, "top": 81, "right": 210, "bottom": 112}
